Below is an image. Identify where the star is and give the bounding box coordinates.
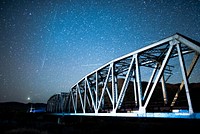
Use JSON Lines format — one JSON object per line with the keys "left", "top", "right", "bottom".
{"left": 0, "top": 0, "right": 199, "bottom": 103}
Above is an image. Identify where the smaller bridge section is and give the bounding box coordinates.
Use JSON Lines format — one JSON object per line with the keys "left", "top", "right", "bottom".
{"left": 47, "top": 92, "right": 70, "bottom": 113}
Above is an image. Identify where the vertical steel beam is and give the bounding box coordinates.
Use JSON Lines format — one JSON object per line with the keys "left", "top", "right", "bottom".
{"left": 61, "top": 94, "right": 64, "bottom": 113}
{"left": 114, "top": 75, "right": 118, "bottom": 106}
{"left": 75, "top": 89, "right": 78, "bottom": 113}
{"left": 133, "top": 72, "right": 138, "bottom": 106}
{"left": 84, "top": 80, "right": 87, "bottom": 112}
{"left": 161, "top": 74, "right": 168, "bottom": 105}
{"left": 135, "top": 54, "right": 143, "bottom": 112}
{"left": 111, "top": 63, "right": 116, "bottom": 111}
{"left": 95, "top": 71, "right": 98, "bottom": 113}
{"left": 176, "top": 43, "right": 193, "bottom": 114}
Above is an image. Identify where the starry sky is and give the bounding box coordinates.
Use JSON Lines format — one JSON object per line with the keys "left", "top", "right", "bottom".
{"left": 0, "top": 0, "right": 200, "bottom": 103}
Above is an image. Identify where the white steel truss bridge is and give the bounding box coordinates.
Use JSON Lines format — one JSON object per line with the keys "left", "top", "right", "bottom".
{"left": 47, "top": 33, "right": 200, "bottom": 119}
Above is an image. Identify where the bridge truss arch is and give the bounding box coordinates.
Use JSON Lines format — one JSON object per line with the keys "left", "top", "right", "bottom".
{"left": 47, "top": 92, "right": 70, "bottom": 113}
{"left": 47, "top": 33, "right": 200, "bottom": 119}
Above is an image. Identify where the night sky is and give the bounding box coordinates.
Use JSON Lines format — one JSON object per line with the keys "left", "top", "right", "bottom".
{"left": 0, "top": 0, "right": 200, "bottom": 103}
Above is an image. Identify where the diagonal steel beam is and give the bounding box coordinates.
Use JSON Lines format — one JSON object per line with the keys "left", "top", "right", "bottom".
{"left": 143, "top": 43, "right": 175, "bottom": 109}
{"left": 171, "top": 52, "right": 199, "bottom": 107}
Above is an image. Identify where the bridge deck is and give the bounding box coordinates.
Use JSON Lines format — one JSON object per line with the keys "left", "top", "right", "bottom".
{"left": 50, "top": 112, "right": 200, "bottom": 119}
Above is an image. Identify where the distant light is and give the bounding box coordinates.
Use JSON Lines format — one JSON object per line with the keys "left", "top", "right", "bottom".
{"left": 27, "top": 97, "right": 31, "bottom": 101}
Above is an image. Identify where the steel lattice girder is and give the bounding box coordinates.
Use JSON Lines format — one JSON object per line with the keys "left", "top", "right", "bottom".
{"left": 47, "top": 92, "right": 70, "bottom": 112}
{"left": 47, "top": 33, "right": 200, "bottom": 116}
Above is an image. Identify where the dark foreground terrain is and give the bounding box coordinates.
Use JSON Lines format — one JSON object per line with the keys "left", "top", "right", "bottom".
{"left": 1, "top": 111, "right": 200, "bottom": 134}
{"left": 1, "top": 102, "right": 200, "bottom": 134}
